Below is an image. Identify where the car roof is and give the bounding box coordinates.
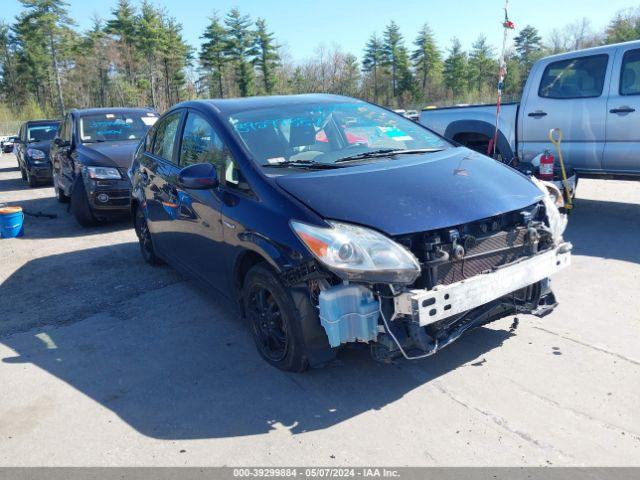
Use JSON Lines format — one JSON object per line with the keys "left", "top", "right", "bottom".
{"left": 540, "top": 39, "right": 640, "bottom": 63}
{"left": 172, "top": 94, "right": 363, "bottom": 116}
{"left": 70, "top": 107, "right": 158, "bottom": 116}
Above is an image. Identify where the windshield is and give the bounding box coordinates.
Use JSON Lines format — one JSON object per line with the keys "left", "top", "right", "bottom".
{"left": 228, "top": 101, "right": 450, "bottom": 167}
{"left": 79, "top": 112, "right": 158, "bottom": 143}
{"left": 27, "top": 123, "right": 59, "bottom": 143}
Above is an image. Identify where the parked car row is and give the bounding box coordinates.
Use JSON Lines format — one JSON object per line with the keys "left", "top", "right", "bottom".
{"left": 10, "top": 108, "right": 159, "bottom": 226}
{"left": 6, "top": 94, "right": 571, "bottom": 372}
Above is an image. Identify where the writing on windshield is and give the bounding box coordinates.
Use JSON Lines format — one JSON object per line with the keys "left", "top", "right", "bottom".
{"left": 228, "top": 102, "right": 449, "bottom": 166}
{"left": 80, "top": 113, "right": 157, "bottom": 143}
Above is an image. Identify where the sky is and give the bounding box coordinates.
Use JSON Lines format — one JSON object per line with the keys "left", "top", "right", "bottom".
{"left": 1, "top": 0, "right": 638, "bottom": 61}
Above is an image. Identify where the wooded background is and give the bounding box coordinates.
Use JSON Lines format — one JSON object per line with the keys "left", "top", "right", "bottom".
{"left": 1, "top": 0, "right": 640, "bottom": 125}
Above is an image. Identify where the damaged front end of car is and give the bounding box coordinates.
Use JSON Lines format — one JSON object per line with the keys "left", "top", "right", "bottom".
{"left": 289, "top": 180, "right": 571, "bottom": 364}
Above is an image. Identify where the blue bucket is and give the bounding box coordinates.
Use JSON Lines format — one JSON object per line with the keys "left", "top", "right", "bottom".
{"left": 0, "top": 206, "right": 24, "bottom": 238}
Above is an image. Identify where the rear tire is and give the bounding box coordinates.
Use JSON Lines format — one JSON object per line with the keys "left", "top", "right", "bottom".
{"left": 242, "top": 264, "right": 309, "bottom": 372}
{"left": 134, "top": 207, "right": 161, "bottom": 265}
{"left": 70, "top": 178, "right": 97, "bottom": 227}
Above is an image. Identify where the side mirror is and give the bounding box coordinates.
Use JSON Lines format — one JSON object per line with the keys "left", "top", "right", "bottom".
{"left": 178, "top": 163, "right": 219, "bottom": 190}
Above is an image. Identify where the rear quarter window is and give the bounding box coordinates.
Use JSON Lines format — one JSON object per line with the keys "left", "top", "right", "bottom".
{"left": 539, "top": 54, "right": 609, "bottom": 99}
{"left": 620, "top": 49, "right": 640, "bottom": 96}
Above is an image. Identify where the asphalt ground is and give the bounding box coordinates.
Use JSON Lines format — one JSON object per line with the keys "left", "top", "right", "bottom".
{"left": 0, "top": 151, "right": 639, "bottom": 466}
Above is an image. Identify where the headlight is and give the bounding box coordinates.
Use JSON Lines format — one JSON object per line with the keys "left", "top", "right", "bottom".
{"left": 26, "top": 148, "right": 46, "bottom": 161}
{"left": 84, "top": 166, "right": 121, "bottom": 180}
{"left": 291, "top": 220, "right": 421, "bottom": 284}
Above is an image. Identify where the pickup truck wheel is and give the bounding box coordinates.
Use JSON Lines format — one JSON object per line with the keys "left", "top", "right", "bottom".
{"left": 70, "top": 178, "right": 97, "bottom": 227}
{"left": 242, "top": 264, "right": 309, "bottom": 372}
{"left": 134, "top": 207, "right": 161, "bottom": 265}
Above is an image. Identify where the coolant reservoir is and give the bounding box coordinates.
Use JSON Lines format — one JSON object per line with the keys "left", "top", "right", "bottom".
{"left": 318, "top": 284, "right": 380, "bottom": 348}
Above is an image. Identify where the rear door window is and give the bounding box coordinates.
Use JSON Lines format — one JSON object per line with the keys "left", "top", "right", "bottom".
{"left": 620, "top": 49, "right": 640, "bottom": 96}
{"left": 539, "top": 54, "right": 609, "bottom": 99}
{"left": 152, "top": 112, "right": 182, "bottom": 162}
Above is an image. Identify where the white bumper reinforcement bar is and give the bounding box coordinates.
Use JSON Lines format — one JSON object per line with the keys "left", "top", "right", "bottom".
{"left": 394, "top": 242, "right": 572, "bottom": 327}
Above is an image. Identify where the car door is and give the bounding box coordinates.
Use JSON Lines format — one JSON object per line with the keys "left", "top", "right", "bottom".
{"left": 169, "top": 110, "right": 229, "bottom": 294}
{"left": 519, "top": 52, "right": 612, "bottom": 172}
{"left": 54, "top": 114, "right": 75, "bottom": 195}
{"left": 139, "top": 110, "right": 184, "bottom": 261}
{"left": 603, "top": 45, "right": 640, "bottom": 174}
{"left": 15, "top": 124, "right": 25, "bottom": 169}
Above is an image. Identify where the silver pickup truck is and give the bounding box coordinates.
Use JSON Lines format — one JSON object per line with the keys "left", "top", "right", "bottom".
{"left": 420, "top": 40, "right": 640, "bottom": 179}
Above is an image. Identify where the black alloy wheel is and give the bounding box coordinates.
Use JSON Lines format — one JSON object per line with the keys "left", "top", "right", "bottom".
{"left": 249, "top": 286, "right": 289, "bottom": 363}
{"left": 242, "top": 264, "right": 308, "bottom": 372}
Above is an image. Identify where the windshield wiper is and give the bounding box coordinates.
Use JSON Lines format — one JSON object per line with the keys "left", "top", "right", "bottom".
{"left": 263, "top": 159, "right": 343, "bottom": 169}
{"left": 335, "top": 148, "right": 444, "bottom": 163}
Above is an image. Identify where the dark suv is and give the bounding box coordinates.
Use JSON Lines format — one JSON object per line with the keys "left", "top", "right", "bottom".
{"left": 51, "top": 107, "right": 159, "bottom": 226}
{"left": 15, "top": 119, "right": 60, "bottom": 187}
{"left": 130, "top": 94, "right": 571, "bottom": 372}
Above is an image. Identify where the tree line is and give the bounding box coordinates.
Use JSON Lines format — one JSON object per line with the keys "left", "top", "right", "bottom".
{"left": 1, "top": 0, "right": 640, "bottom": 121}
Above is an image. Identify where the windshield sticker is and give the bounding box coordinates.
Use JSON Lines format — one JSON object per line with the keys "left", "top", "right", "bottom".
{"left": 105, "top": 114, "right": 115, "bottom": 119}
{"left": 378, "top": 126, "right": 413, "bottom": 142}
{"left": 267, "top": 157, "right": 286, "bottom": 164}
{"left": 141, "top": 117, "right": 158, "bottom": 126}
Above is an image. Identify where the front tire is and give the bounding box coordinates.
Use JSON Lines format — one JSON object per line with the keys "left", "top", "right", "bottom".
{"left": 242, "top": 264, "right": 309, "bottom": 372}
{"left": 70, "top": 178, "right": 97, "bottom": 227}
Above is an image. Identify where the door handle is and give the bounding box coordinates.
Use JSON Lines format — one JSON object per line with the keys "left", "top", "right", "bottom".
{"left": 609, "top": 107, "right": 636, "bottom": 114}
{"left": 528, "top": 111, "right": 548, "bottom": 118}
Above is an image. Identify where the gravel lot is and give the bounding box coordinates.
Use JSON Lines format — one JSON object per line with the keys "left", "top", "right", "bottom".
{"left": 0, "top": 151, "right": 639, "bottom": 466}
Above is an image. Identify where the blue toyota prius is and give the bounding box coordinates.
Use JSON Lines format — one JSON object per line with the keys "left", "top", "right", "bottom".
{"left": 129, "top": 94, "right": 571, "bottom": 372}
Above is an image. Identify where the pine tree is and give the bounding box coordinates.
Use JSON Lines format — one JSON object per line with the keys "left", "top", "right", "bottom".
{"left": 605, "top": 9, "right": 640, "bottom": 44}
{"left": 513, "top": 25, "right": 543, "bottom": 86}
{"left": 18, "top": 0, "right": 75, "bottom": 115}
{"left": 105, "top": 0, "right": 138, "bottom": 79}
{"left": 362, "top": 33, "right": 384, "bottom": 103}
{"left": 253, "top": 18, "right": 279, "bottom": 95}
{"left": 0, "top": 22, "right": 20, "bottom": 111}
{"left": 411, "top": 23, "right": 442, "bottom": 94}
{"left": 135, "top": 1, "right": 164, "bottom": 108}
{"left": 382, "top": 21, "right": 413, "bottom": 100}
{"left": 84, "top": 17, "right": 108, "bottom": 106}
{"left": 443, "top": 38, "right": 468, "bottom": 99}
{"left": 160, "top": 17, "right": 191, "bottom": 107}
{"left": 468, "top": 35, "right": 496, "bottom": 94}
{"left": 224, "top": 8, "right": 256, "bottom": 97}
{"left": 200, "top": 13, "right": 227, "bottom": 98}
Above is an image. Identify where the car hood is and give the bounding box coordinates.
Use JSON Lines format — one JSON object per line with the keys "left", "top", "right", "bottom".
{"left": 275, "top": 148, "right": 545, "bottom": 236}
{"left": 77, "top": 141, "right": 139, "bottom": 169}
